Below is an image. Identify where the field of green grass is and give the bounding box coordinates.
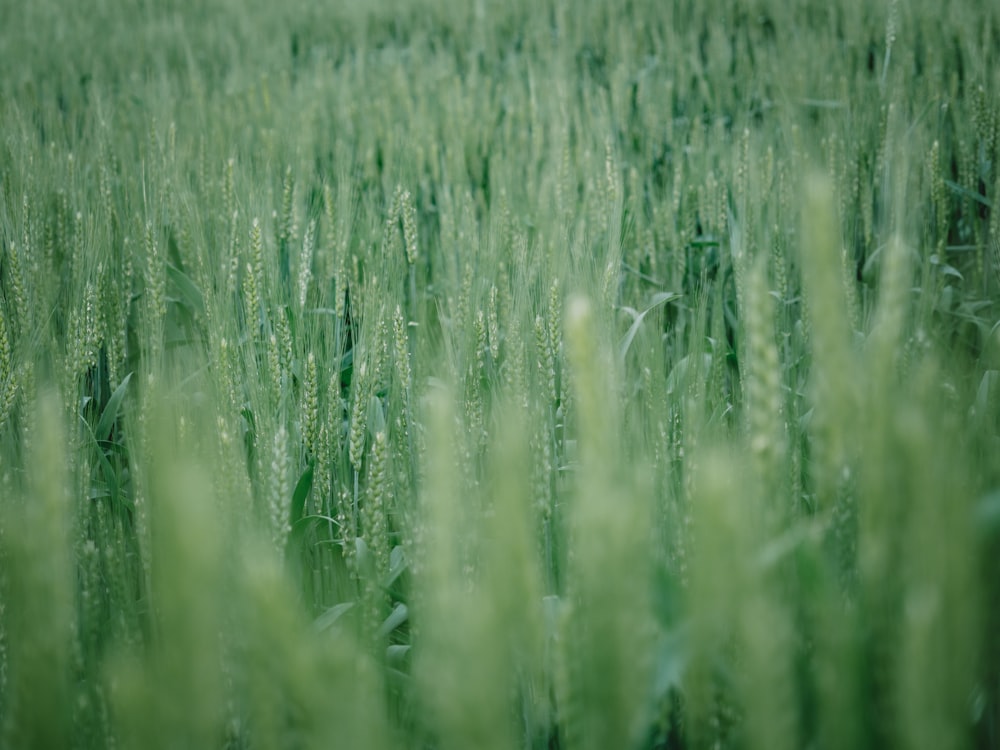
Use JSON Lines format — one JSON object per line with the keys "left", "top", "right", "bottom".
{"left": 2, "top": 0, "right": 999, "bottom": 747}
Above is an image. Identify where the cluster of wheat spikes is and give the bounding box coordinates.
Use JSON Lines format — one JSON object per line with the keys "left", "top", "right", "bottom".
{"left": 2, "top": 0, "right": 999, "bottom": 748}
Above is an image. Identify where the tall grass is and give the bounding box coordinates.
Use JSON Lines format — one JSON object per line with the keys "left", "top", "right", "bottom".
{"left": 2, "top": 0, "right": 999, "bottom": 747}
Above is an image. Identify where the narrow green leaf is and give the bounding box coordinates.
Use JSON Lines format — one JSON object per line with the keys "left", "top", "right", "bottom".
{"left": 384, "top": 545, "right": 407, "bottom": 588}
{"left": 166, "top": 263, "right": 205, "bottom": 316}
{"left": 288, "top": 462, "right": 314, "bottom": 528}
{"left": 619, "top": 292, "right": 681, "bottom": 363}
{"left": 355, "top": 537, "right": 373, "bottom": 577}
{"left": 376, "top": 603, "right": 408, "bottom": 638}
{"left": 386, "top": 644, "right": 411, "bottom": 666}
{"left": 385, "top": 668, "right": 411, "bottom": 687}
{"left": 80, "top": 415, "right": 119, "bottom": 504}
{"left": 313, "top": 602, "right": 356, "bottom": 633}
{"left": 95, "top": 372, "right": 132, "bottom": 441}
{"left": 944, "top": 180, "right": 993, "bottom": 208}
{"left": 651, "top": 627, "right": 689, "bottom": 699}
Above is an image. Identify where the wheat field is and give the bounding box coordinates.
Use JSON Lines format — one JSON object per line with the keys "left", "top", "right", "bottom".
{"left": 1, "top": 1, "right": 999, "bottom": 748}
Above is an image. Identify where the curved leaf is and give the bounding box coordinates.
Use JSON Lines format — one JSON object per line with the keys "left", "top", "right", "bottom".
{"left": 95, "top": 372, "right": 132, "bottom": 441}
{"left": 376, "top": 603, "right": 408, "bottom": 638}
{"left": 619, "top": 292, "right": 681, "bottom": 363}
{"left": 313, "top": 602, "right": 356, "bottom": 633}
